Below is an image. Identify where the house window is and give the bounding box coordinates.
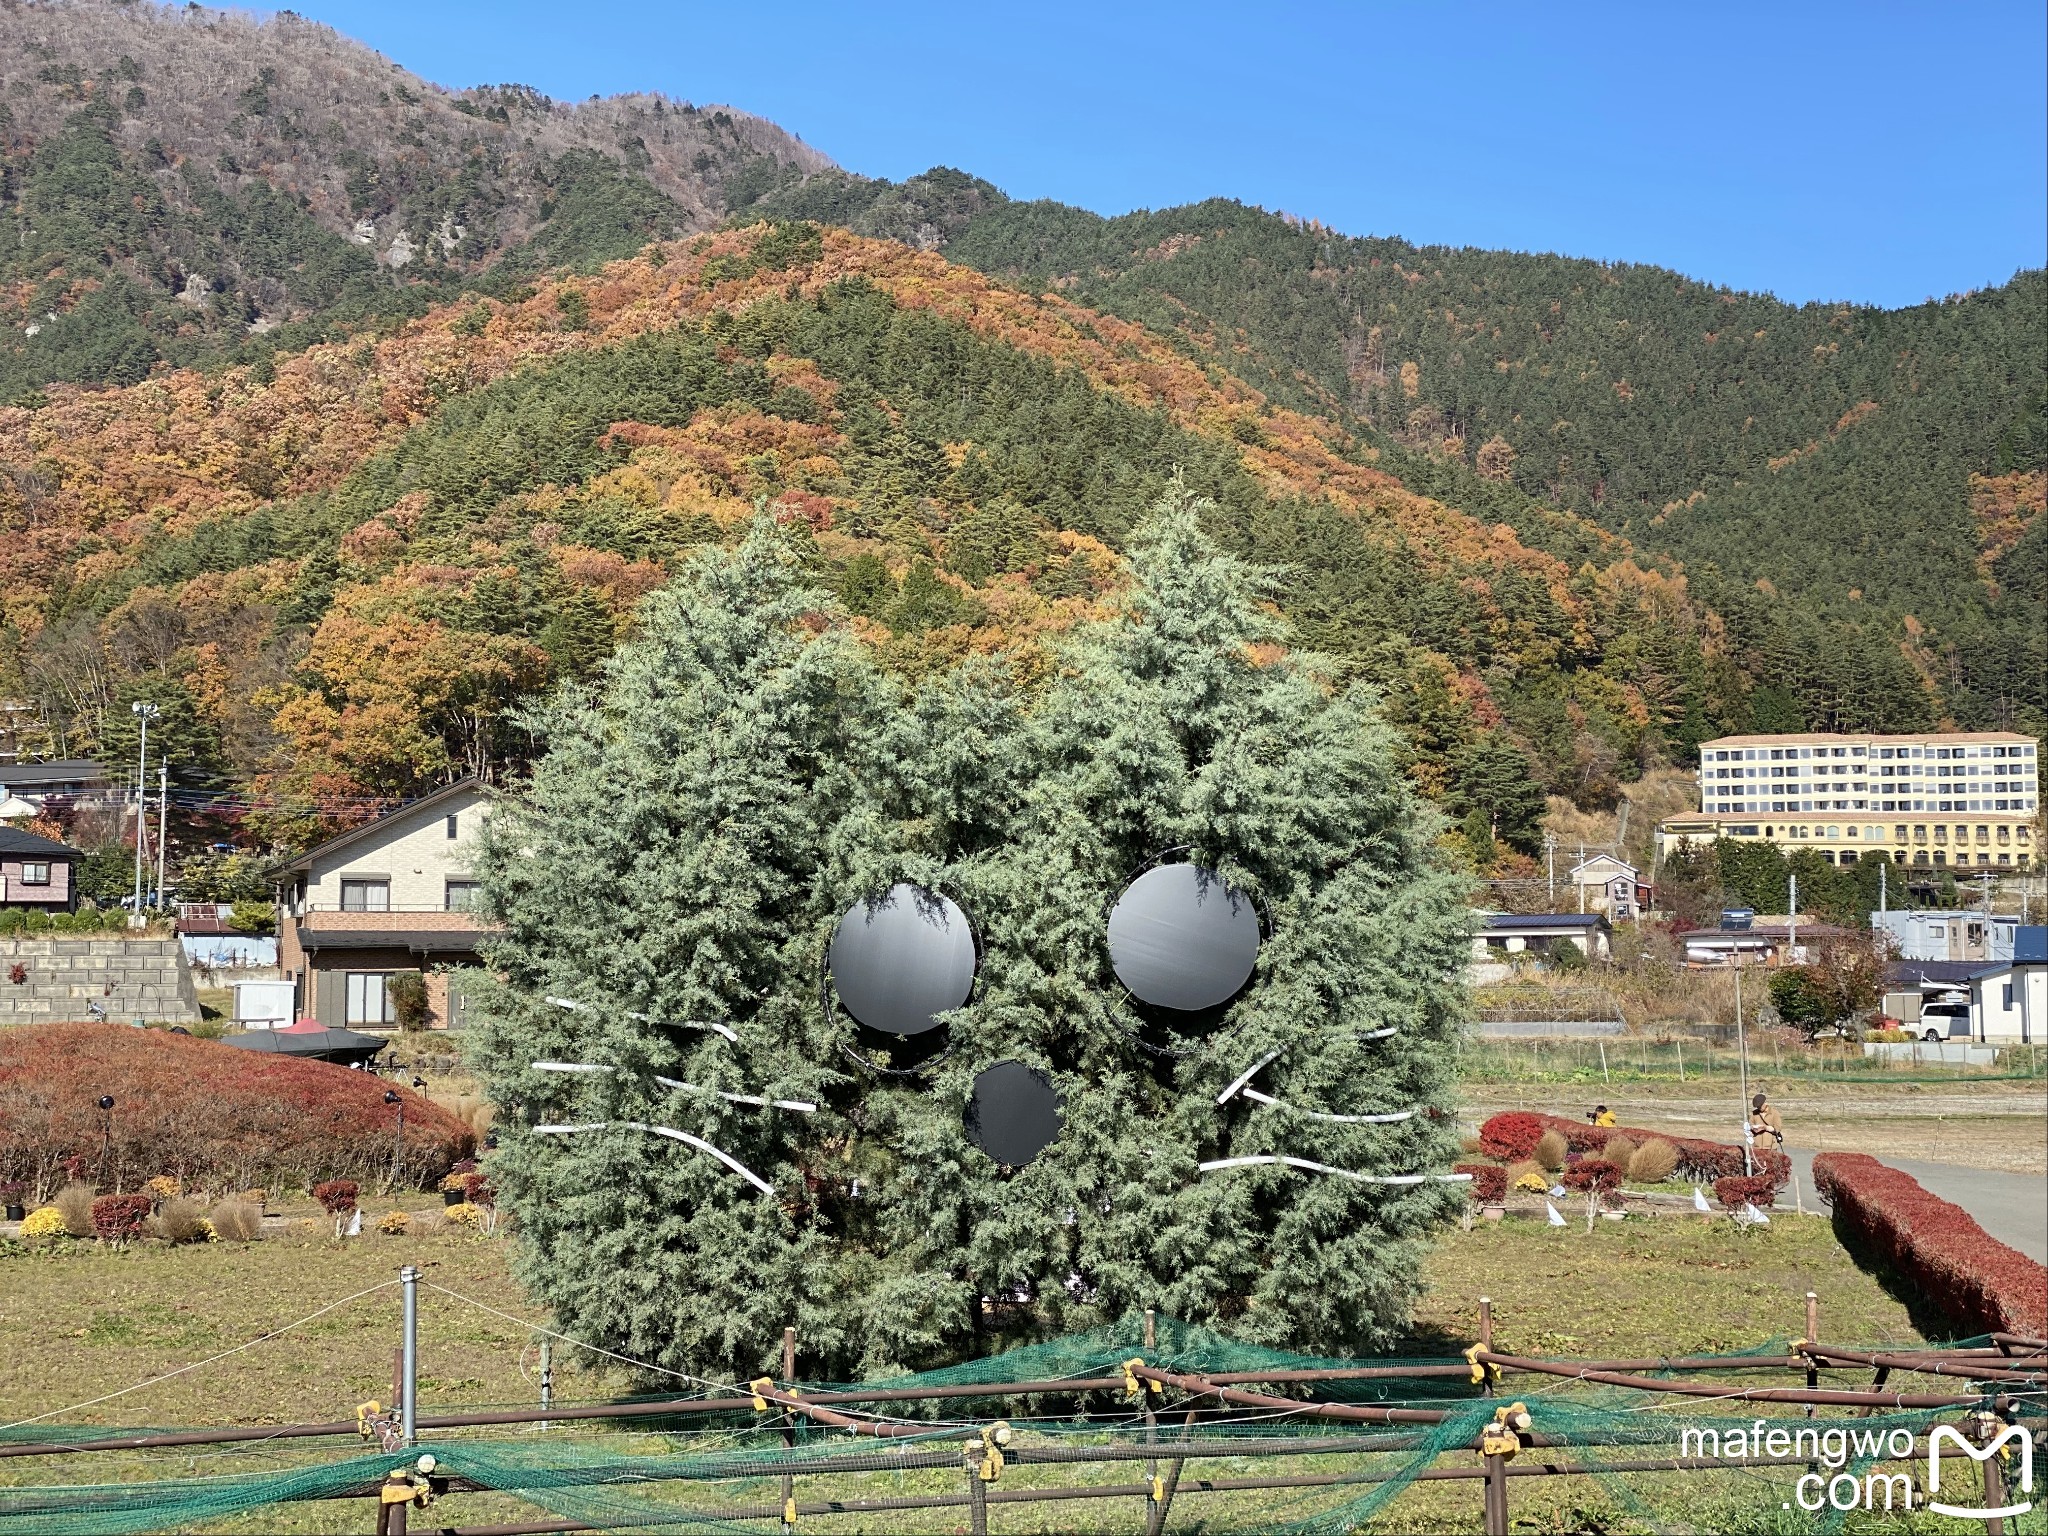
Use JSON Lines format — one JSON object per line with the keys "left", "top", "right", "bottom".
{"left": 340, "top": 879, "right": 390, "bottom": 912}
{"left": 445, "top": 880, "right": 483, "bottom": 912}
{"left": 2006, "top": 985, "right": 2016, "bottom": 1008}
{"left": 446, "top": 814, "right": 459, "bottom": 840}
{"left": 18, "top": 862, "right": 50, "bottom": 886}
{"left": 346, "top": 972, "right": 394, "bottom": 1026}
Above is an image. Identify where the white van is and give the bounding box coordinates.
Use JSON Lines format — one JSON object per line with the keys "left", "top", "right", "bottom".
{"left": 1918, "top": 999, "right": 1971, "bottom": 1042}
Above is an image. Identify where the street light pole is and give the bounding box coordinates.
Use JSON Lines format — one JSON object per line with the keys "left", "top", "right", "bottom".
{"left": 385, "top": 1089, "right": 406, "bottom": 1189}
{"left": 155, "top": 762, "right": 169, "bottom": 911}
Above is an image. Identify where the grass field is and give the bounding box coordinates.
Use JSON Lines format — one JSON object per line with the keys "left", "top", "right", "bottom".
{"left": 0, "top": 1207, "right": 1940, "bottom": 1534}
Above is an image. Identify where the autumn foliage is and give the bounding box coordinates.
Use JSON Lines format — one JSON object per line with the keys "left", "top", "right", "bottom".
{"left": 1812, "top": 1153, "right": 2047, "bottom": 1337}
{"left": 1478, "top": 1111, "right": 1786, "bottom": 1188}
{"left": 0, "top": 1024, "right": 472, "bottom": 1197}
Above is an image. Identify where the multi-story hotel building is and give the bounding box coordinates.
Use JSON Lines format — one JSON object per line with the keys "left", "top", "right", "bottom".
{"left": 1657, "top": 731, "right": 2040, "bottom": 870}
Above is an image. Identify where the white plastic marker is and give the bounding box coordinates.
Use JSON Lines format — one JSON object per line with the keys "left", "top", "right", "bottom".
{"left": 1692, "top": 1186, "right": 1712, "bottom": 1213}
{"left": 1196, "top": 1156, "right": 1471, "bottom": 1186}
{"left": 544, "top": 995, "right": 739, "bottom": 1043}
{"left": 345, "top": 1208, "right": 363, "bottom": 1237}
{"left": 1545, "top": 1202, "right": 1567, "bottom": 1227}
{"left": 533, "top": 1122, "right": 774, "bottom": 1196}
{"left": 1736, "top": 1202, "right": 1771, "bottom": 1227}
{"left": 529, "top": 1061, "right": 816, "bottom": 1113}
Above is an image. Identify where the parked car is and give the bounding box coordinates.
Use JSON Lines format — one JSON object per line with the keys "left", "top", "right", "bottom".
{"left": 1919, "top": 999, "right": 1971, "bottom": 1042}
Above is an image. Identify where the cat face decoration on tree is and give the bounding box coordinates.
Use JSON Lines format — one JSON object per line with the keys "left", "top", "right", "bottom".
{"left": 471, "top": 495, "right": 1473, "bottom": 1380}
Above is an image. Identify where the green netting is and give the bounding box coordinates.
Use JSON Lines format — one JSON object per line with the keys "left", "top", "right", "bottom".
{"left": 0, "top": 1318, "right": 2036, "bottom": 1535}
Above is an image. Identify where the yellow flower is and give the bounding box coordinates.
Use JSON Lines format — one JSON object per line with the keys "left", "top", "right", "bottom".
{"left": 19, "top": 1207, "right": 67, "bottom": 1240}
{"left": 376, "top": 1211, "right": 411, "bottom": 1235}
{"left": 443, "top": 1202, "right": 484, "bottom": 1230}
{"left": 1513, "top": 1171, "right": 1551, "bottom": 1193}
{"left": 144, "top": 1175, "right": 181, "bottom": 1202}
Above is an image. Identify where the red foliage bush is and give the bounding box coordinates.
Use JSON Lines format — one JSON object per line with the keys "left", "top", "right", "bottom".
{"left": 90, "top": 1193, "right": 152, "bottom": 1242}
{"left": 313, "top": 1180, "right": 360, "bottom": 1214}
{"left": 1812, "top": 1154, "right": 2047, "bottom": 1337}
{"left": 1561, "top": 1159, "right": 1622, "bottom": 1194}
{"left": 1478, "top": 1112, "right": 1786, "bottom": 1189}
{"left": 0, "top": 1024, "right": 473, "bottom": 1196}
{"left": 1455, "top": 1163, "right": 1507, "bottom": 1203}
{"left": 1478, "top": 1112, "right": 1545, "bottom": 1161}
{"left": 1712, "top": 1174, "right": 1780, "bottom": 1210}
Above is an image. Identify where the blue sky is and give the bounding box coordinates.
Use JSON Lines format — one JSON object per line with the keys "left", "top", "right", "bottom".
{"left": 285, "top": 1, "right": 2045, "bottom": 308}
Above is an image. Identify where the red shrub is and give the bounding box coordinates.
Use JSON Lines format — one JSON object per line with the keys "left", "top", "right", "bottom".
{"left": 461, "top": 1173, "right": 495, "bottom": 1209}
{"left": 90, "top": 1193, "right": 152, "bottom": 1242}
{"left": 1813, "top": 1154, "right": 2047, "bottom": 1337}
{"left": 0, "top": 1023, "right": 473, "bottom": 1195}
{"left": 313, "top": 1180, "right": 359, "bottom": 1215}
{"left": 1478, "top": 1112, "right": 1545, "bottom": 1160}
{"left": 1484, "top": 1112, "right": 1787, "bottom": 1190}
{"left": 1455, "top": 1163, "right": 1507, "bottom": 1203}
{"left": 1712, "top": 1174, "right": 1780, "bottom": 1210}
{"left": 1561, "top": 1159, "right": 1622, "bottom": 1194}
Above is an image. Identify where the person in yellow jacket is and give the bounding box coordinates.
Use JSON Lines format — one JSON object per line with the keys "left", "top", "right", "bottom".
{"left": 1588, "top": 1105, "right": 1616, "bottom": 1127}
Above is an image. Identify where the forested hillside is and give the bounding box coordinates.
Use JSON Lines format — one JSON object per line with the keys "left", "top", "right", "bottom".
{"left": 0, "top": 2, "right": 2039, "bottom": 874}
{"left": 1, "top": 222, "right": 1752, "bottom": 869}
{"left": 751, "top": 173, "right": 2047, "bottom": 739}
{"left": 0, "top": 0, "right": 825, "bottom": 395}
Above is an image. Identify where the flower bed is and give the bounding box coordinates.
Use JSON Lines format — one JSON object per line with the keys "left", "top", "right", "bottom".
{"left": 0, "top": 1023, "right": 473, "bottom": 1196}
{"left": 1811, "top": 1153, "right": 2048, "bottom": 1337}
{"left": 1477, "top": 1111, "right": 1787, "bottom": 1189}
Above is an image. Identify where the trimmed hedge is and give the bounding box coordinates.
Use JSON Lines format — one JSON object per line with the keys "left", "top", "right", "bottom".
{"left": 1455, "top": 1163, "right": 1508, "bottom": 1203}
{"left": 0, "top": 1023, "right": 473, "bottom": 1197}
{"left": 1811, "top": 1153, "right": 2048, "bottom": 1337}
{"left": 1477, "top": 1111, "right": 1544, "bottom": 1161}
{"left": 1712, "top": 1174, "right": 1780, "bottom": 1210}
{"left": 1478, "top": 1111, "right": 1788, "bottom": 1189}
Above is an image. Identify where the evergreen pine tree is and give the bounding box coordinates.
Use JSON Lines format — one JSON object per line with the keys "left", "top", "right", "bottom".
{"left": 470, "top": 493, "right": 1472, "bottom": 1379}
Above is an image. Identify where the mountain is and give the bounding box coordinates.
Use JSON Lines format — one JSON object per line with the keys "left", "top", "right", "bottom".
{"left": 747, "top": 173, "right": 2047, "bottom": 739}
{"left": 0, "top": 222, "right": 1740, "bottom": 859}
{"left": 0, "top": 2, "right": 2039, "bottom": 866}
{"left": 0, "top": 0, "right": 827, "bottom": 395}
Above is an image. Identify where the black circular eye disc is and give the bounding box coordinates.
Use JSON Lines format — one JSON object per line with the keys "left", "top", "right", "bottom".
{"left": 1107, "top": 863, "right": 1260, "bottom": 1012}
{"left": 829, "top": 883, "right": 976, "bottom": 1036}
{"left": 965, "top": 1060, "right": 1062, "bottom": 1166}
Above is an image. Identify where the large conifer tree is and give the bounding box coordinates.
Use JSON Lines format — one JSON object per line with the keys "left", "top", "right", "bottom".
{"left": 471, "top": 495, "right": 1470, "bottom": 1379}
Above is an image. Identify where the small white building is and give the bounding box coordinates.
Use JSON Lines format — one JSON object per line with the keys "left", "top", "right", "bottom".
{"left": 1967, "top": 927, "right": 2046, "bottom": 1044}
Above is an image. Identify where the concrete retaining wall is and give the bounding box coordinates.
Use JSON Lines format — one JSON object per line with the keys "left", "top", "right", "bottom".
{"left": 0, "top": 935, "right": 202, "bottom": 1026}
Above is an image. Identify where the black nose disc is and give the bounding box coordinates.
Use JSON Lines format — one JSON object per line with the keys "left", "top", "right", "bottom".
{"left": 965, "top": 1060, "right": 1063, "bottom": 1166}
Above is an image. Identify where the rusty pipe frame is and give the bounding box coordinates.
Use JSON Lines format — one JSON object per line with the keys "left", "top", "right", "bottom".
{"left": 1798, "top": 1344, "right": 2046, "bottom": 1385}
{"left": 1472, "top": 1349, "right": 2027, "bottom": 1409}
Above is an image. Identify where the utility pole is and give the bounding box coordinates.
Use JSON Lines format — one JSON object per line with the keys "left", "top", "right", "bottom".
{"left": 1545, "top": 833, "right": 1557, "bottom": 908}
{"left": 1878, "top": 859, "right": 1887, "bottom": 915}
{"left": 1787, "top": 873, "right": 1798, "bottom": 960}
{"left": 154, "top": 762, "right": 169, "bottom": 911}
{"left": 1734, "top": 959, "right": 1752, "bottom": 1176}
{"left": 128, "top": 701, "right": 157, "bottom": 924}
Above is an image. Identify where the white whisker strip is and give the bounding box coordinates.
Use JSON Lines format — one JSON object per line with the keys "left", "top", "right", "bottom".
{"left": 530, "top": 1061, "right": 815, "bottom": 1113}
{"left": 1237, "top": 1088, "right": 1416, "bottom": 1124}
{"left": 654, "top": 1075, "right": 817, "bottom": 1113}
{"left": 545, "top": 995, "right": 740, "bottom": 1042}
{"left": 534, "top": 1122, "right": 775, "bottom": 1196}
{"left": 1197, "top": 1156, "right": 1470, "bottom": 1185}
{"left": 1215, "top": 1050, "right": 1282, "bottom": 1105}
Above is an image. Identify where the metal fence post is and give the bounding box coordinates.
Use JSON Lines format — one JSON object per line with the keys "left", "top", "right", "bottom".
{"left": 400, "top": 1265, "right": 419, "bottom": 1448}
